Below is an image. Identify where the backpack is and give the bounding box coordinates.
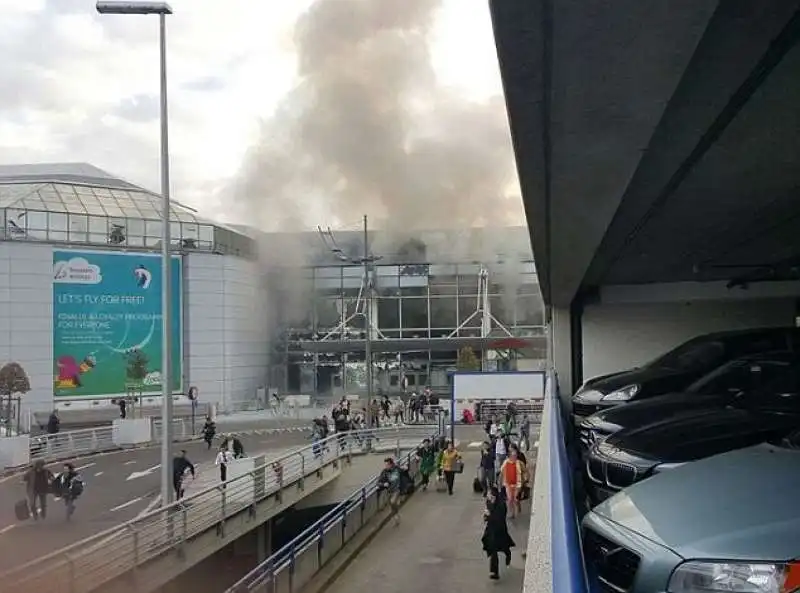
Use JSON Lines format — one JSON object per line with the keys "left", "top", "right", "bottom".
{"left": 398, "top": 468, "right": 415, "bottom": 495}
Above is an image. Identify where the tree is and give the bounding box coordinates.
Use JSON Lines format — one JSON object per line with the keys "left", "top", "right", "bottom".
{"left": 456, "top": 346, "right": 481, "bottom": 372}
{"left": 125, "top": 349, "right": 149, "bottom": 385}
{"left": 0, "top": 362, "right": 31, "bottom": 396}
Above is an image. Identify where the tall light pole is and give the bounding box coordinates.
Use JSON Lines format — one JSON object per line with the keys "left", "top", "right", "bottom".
{"left": 96, "top": 1, "right": 175, "bottom": 508}
{"left": 318, "top": 217, "right": 381, "bottom": 426}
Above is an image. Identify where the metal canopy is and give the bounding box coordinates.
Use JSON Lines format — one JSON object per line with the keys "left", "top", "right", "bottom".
{"left": 490, "top": 1, "right": 800, "bottom": 306}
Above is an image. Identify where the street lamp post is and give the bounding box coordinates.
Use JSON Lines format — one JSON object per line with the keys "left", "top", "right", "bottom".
{"left": 96, "top": 1, "right": 175, "bottom": 508}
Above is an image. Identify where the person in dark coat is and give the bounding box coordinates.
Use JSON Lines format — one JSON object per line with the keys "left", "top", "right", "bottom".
{"left": 481, "top": 486, "right": 515, "bottom": 580}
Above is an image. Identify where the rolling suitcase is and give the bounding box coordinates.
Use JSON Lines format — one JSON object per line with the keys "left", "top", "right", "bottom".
{"left": 15, "top": 500, "right": 30, "bottom": 521}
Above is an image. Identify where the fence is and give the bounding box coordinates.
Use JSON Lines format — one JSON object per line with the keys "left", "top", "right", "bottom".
{"left": 227, "top": 443, "right": 424, "bottom": 593}
{"left": 24, "top": 418, "right": 203, "bottom": 466}
{"left": 1, "top": 425, "right": 437, "bottom": 593}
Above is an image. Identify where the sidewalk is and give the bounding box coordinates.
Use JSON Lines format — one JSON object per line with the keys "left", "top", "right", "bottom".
{"left": 323, "top": 451, "right": 530, "bottom": 593}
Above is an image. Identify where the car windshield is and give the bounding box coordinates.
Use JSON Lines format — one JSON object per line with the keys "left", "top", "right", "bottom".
{"left": 687, "top": 357, "right": 794, "bottom": 395}
{"left": 647, "top": 339, "right": 726, "bottom": 372}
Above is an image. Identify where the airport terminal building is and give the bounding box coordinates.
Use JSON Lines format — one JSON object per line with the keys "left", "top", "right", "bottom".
{"left": 0, "top": 162, "right": 545, "bottom": 416}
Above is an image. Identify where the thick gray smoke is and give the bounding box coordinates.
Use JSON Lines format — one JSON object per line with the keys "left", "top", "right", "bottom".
{"left": 229, "top": 0, "right": 523, "bottom": 244}
{"left": 226, "top": 0, "right": 528, "bottom": 362}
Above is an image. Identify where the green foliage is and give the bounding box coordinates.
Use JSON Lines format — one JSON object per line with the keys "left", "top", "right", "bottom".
{"left": 456, "top": 346, "right": 481, "bottom": 371}
{"left": 0, "top": 362, "right": 31, "bottom": 396}
{"left": 125, "top": 349, "right": 149, "bottom": 384}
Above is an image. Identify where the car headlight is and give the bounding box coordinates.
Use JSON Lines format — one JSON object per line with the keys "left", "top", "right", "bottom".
{"left": 601, "top": 384, "right": 640, "bottom": 402}
{"left": 669, "top": 561, "right": 800, "bottom": 593}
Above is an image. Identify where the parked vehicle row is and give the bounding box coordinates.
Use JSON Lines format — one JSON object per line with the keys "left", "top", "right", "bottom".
{"left": 574, "top": 327, "right": 800, "bottom": 593}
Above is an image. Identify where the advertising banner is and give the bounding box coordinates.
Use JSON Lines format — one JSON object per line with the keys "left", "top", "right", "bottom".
{"left": 52, "top": 250, "right": 182, "bottom": 398}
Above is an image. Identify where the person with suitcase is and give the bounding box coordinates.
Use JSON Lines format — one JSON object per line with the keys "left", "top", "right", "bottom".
{"left": 22, "top": 459, "right": 54, "bottom": 520}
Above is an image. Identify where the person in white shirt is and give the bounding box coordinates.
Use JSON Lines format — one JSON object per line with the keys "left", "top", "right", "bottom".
{"left": 215, "top": 444, "right": 233, "bottom": 482}
{"left": 494, "top": 430, "right": 508, "bottom": 475}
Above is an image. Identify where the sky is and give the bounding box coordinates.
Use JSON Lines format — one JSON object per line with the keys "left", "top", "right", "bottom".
{"left": 0, "top": 0, "right": 514, "bottom": 227}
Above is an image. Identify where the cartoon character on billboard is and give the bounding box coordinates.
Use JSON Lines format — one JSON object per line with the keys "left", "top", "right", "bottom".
{"left": 79, "top": 354, "right": 97, "bottom": 374}
{"left": 56, "top": 355, "right": 82, "bottom": 389}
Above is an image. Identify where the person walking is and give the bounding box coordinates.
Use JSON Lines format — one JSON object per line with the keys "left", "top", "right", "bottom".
{"left": 55, "top": 462, "right": 83, "bottom": 520}
{"left": 23, "top": 460, "right": 53, "bottom": 520}
{"left": 479, "top": 441, "right": 496, "bottom": 496}
{"left": 482, "top": 486, "right": 515, "bottom": 580}
{"left": 500, "top": 449, "right": 525, "bottom": 518}
{"left": 439, "top": 441, "right": 461, "bottom": 496}
{"left": 416, "top": 438, "right": 436, "bottom": 491}
{"left": 202, "top": 416, "right": 216, "bottom": 450}
{"left": 215, "top": 443, "right": 233, "bottom": 483}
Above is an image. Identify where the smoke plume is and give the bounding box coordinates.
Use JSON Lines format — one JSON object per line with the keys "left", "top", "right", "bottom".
{"left": 228, "top": 0, "right": 524, "bottom": 245}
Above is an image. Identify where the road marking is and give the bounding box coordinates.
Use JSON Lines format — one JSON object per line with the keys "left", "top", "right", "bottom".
{"left": 139, "top": 495, "right": 162, "bottom": 516}
{"left": 126, "top": 464, "right": 161, "bottom": 481}
{"left": 109, "top": 497, "right": 143, "bottom": 512}
{"left": 468, "top": 441, "right": 484, "bottom": 448}
{"left": 75, "top": 463, "right": 95, "bottom": 471}
{"left": 94, "top": 471, "right": 104, "bottom": 477}
{"left": 124, "top": 460, "right": 137, "bottom": 466}
{"left": 0, "top": 525, "right": 16, "bottom": 535}
{"left": 534, "top": 441, "right": 539, "bottom": 448}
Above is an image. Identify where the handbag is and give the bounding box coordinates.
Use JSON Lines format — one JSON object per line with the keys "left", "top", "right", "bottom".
{"left": 454, "top": 460, "right": 464, "bottom": 474}
{"left": 435, "top": 475, "right": 447, "bottom": 493}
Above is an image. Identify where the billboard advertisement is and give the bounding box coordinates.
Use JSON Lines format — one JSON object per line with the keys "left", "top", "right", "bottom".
{"left": 52, "top": 250, "right": 182, "bottom": 398}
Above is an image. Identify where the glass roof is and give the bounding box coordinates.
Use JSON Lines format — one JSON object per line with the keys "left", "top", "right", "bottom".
{"left": 0, "top": 181, "right": 210, "bottom": 224}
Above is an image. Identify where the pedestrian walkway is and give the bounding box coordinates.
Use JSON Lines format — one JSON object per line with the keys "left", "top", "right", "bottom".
{"left": 322, "top": 450, "right": 531, "bottom": 593}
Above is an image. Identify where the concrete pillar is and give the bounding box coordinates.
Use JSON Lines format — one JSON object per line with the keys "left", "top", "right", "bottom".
{"left": 257, "top": 518, "right": 272, "bottom": 562}
{"left": 551, "top": 307, "right": 574, "bottom": 399}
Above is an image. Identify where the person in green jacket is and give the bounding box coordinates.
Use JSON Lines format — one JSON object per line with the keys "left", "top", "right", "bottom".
{"left": 416, "top": 438, "right": 437, "bottom": 491}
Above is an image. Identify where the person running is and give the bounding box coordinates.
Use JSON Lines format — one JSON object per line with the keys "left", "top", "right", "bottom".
{"left": 215, "top": 443, "right": 233, "bottom": 483}
{"left": 172, "top": 450, "right": 195, "bottom": 501}
{"left": 23, "top": 460, "right": 54, "bottom": 520}
{"left": 55, "top": 463, "right": 83, "bottom": 520}
{"left": 439, "top": 441, "right": 461, "bottom": 496}
{"left": 202, "top": 416, "right": 216, "bottom": 450}
{"left": 378, "top": 457, "right": 402, "bottom": 525}
{"left": 482, "top": 486, "right": 515, "bottom": 580}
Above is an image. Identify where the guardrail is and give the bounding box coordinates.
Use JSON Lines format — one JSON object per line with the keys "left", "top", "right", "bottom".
{"left": 227, "top": 440, "right": 424, "bottom": 593}
{"left": 548, "top": 372, "right": 589, "bottom": 593}
{"left": 2, "top": 425, "right": 437, "bottom": 593}
{"left": 26, "top": 419, "right": 202, "bottom": 466}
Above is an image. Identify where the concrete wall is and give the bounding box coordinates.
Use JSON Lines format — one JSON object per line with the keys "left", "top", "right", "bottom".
{"left": 0, "top": 243, "right": 269, "bottom": 418}
{"left": 184, "top": 253, "right": 269, "bottom": 410}
{"left": 582, "top": 298, "right": 796, "bottom": 379}
{"left": 0, "top": 242, "right": 54, "bottom": 415}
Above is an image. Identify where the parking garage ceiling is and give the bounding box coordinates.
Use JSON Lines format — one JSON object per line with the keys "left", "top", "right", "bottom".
{"left": 491, "top": 1, "right": 800, "bottom": 307}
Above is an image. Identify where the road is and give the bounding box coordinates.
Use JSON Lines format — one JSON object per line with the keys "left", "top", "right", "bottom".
{"left": 0, "top": 430, "right": 313, "bottom": 572}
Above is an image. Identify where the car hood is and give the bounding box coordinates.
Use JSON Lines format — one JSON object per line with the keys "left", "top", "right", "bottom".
{"left": 583, "top": 392, "right": 725, "bottom": 433}
{"left": 593, "top": 444, "right": 800, "bottom": 561}
{"left": 574, "top": 367, "right": 687, "bottom": 401}
{"left": 604, "top": 408, "right": 797, "bottom": 463}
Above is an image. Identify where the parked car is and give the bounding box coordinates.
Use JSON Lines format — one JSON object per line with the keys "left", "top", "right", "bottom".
{"left": 577, "top": 351, "right": 800, "bottom": 452}
{"left": 584, "top": 356, "right": 800, "bottom": 504}
{"left": 582, "top": 432, "right": 800, "bottom": 593}
{"left": 572, "top": 327, "right": 800, "bottom": 420}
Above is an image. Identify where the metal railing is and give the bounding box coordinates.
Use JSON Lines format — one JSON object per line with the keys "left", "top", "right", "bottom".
{"left": 2, "top": 425, "right": 437, "bottom": 593}
{"left": 227, "top": 442, "right": 424, "bottom": 593}
{"left": 25, "top": 419, "right": 201, "bottom": 466}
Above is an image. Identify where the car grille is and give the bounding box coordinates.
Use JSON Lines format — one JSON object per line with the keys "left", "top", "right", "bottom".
{"left": 604, "top": 462, "right": 638, "bottom": 489}
{"left": 583, "top": 529, "right": 641, "bottom": 592}
{"left": 587, "top": 457, "right": 605, "bottom": 484}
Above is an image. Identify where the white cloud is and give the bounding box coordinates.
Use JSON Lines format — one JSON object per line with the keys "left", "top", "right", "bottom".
{"left": 0, "top": 0, "right": 505, "bottom": 225}
{"left": 54, "top": 258, "right": 103, "bottom": 284}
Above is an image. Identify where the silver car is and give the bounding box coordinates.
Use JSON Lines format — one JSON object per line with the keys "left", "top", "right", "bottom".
{"left": 582, "top": 433, "right": 800, "bottom": 593}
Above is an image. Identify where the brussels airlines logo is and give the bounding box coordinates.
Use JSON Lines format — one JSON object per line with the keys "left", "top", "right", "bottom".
{"left": 134, "top": 264, "right": 152, "bottom": 289}
{"left": 53, "top": 257, "right": 102, "bottom": 284}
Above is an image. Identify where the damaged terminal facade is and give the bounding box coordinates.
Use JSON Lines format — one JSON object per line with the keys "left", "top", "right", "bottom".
{"left": 257, "top": 226, "right": 546, "bottom": 397}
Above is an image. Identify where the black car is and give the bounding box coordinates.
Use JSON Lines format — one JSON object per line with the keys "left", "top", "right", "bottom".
{"left": 577, "top": 351, "right": 800, "bottom": 452}
{"left": 584, "top": 357, "right": 800, "bottom": 505}
{"left": 571, "top": 327, "right": 800, "bottom": 419}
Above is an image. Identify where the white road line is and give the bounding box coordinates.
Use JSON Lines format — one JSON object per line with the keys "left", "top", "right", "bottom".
{"left": 468, "top": 441, "right": 484, "bottom": 448}
{"left": 139, "top": 495, "right": 161, "bottom": 516}
{"left": 109, "top": 497, "right": 143, "bottom": 512}
{"left": 75, "top": 463, "right": 95, "bottom": 471}
{"left": 0, "top": 525, "right": 16, "bottom": 535}
{"left": 124, "top": 461, "right": 137, "bottom": 466}
{"left": 94, "top": 471, "right": 104, "bottom": 477}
